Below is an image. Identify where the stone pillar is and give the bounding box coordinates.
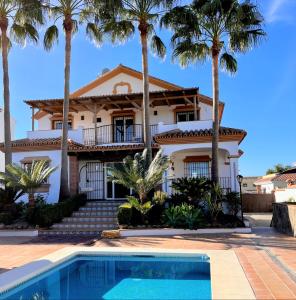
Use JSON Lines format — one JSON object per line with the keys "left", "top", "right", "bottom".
{"left": 69, "top": 155, "right": 79, "bottom": 196}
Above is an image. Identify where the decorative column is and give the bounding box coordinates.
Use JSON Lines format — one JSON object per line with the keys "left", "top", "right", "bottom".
{"left": 31, "top": 107, "right": 35, "bottom": 131}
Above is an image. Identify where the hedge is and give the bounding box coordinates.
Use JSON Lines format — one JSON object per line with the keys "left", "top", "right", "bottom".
{"left": 26, "top": 194, "right": 87, "bottom": 228}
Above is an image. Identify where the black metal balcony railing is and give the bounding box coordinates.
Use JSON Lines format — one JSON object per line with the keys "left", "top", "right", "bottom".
{"left": 83, "top": 124, "right": 158, "bottom": 146}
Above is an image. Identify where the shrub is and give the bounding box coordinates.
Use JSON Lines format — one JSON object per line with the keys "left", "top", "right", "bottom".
{"left": 179, "top": 203, "right": 203, "bottom": 229}
{"left": 171, "top": 177, "right": 212, "bottom": 205}
{"left": 118, "top": 203, "right": 133, "bottom": 225}
{"left": 0, "top": 212, "right": 14, "bottom": 225}
{"left": 164, "top": 206, "right": 182, "bottom": 228}
{"left": 26, "top": 194, "right": 87, "bottom": 228}
{"left": 224, "top": 192, "right": 240, "bottom": 216}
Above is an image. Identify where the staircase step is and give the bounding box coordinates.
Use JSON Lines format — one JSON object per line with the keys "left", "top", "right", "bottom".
{"left": 63, "top": 217, "right": 117, "bottom": 222}
{"left": 86, "top": 201, "right": 123, "bottom": 207}
{"left": 79, "top": 207, "right": 119, "bottom": 211}
{"left": 72, "top": 211, "right": 117, "bottom": 217}
{"left": 39, "top": 229, "right": 102, "bottom": 236}
{"left": 52, "top": 222, "right": 117, "bottom": 229}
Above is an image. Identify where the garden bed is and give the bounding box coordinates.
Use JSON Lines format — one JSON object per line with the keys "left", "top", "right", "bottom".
{"left": 119, "top": 227, "right": 251, "bottom": 237}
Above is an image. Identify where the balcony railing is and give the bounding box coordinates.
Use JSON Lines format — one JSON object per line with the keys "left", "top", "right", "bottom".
{"left": 83, "top": 124, "right": 158, "bottom": 146}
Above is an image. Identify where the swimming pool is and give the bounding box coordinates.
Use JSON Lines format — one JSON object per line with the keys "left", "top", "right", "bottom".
{"left": 0, "top": 254, "right": 211, "bottom": 300}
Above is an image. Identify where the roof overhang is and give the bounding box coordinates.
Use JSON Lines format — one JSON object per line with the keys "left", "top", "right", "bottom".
{"left": 25, "top": 88, "right": 200, "bottom": 116}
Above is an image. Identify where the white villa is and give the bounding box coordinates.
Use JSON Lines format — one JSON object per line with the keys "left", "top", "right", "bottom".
{"left": 0, "top": 65, "right": 246, "bottom": 203}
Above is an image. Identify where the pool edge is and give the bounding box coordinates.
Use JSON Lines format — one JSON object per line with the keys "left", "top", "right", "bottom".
{"left": 0, "top": 247, "right": 255, "bottom": 300}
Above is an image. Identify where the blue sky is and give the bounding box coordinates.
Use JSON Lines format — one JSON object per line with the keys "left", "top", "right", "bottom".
{"left": 0, "top": 0, "right": 295, "bottom": 176}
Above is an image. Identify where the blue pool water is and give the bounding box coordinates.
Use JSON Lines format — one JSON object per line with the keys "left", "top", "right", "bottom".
{"left": 1, "top": 255, "right": 211, "bottom": 300}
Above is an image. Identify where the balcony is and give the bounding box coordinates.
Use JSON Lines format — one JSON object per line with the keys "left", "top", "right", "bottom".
{"left": 83, "top": 124, "right": 159, "bottom": 146}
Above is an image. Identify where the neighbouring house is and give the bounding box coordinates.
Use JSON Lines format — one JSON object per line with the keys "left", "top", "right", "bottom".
{"left": 241, "top": 176, "right": 259, "bottom": 194}
{"left": 254, "top": 168, "right": 296, "bottom": 195}
{"left": 0, "top": 107, "right": 16, "bottom": 172}
{"left": 0, "top": 65, "right": 246, "bottom": 203}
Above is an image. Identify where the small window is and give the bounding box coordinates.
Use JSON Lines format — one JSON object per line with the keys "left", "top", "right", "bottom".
{"left": 53, "top": 120, "right": 72, "bottom": 130}
{"left": 185, "top": 161, "right": 210, "bottom": 178}
{"left": 243, "top": 183, "right": 248, "bottom": 187}
{"left": 81, "top": 115, "right": 85, "bottom": 121}
{"left": 154, "top": 111, "right": 158, "bottom": 116}
{"left": 176, "top": 111, "right": 195, "bottom": 122}
{"left": 97, "top": 117, "right": 102, "bottom": 123}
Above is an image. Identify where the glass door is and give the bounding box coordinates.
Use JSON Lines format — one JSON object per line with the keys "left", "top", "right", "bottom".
{"left": 113, "top": 116, "right": 134, "bottom": 143}
{"left": 106, "top": 162, "right": 132, "bottom": 200}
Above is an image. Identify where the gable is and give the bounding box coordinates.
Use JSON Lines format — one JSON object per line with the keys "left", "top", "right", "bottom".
{"left": 71, "top": 64, "right": 181, "bottom": 97}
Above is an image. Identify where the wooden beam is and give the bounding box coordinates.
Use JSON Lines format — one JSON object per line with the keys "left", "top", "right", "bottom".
{"left": 193, "top": 96, "right": 198, "bottom": 121}
{"left": 31, "top": 107, "right": 35, "bottom": 131}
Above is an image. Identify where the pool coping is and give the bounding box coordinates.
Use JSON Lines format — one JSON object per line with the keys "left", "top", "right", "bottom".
{"left": 0, "top": 247, "right": 255, "bottom": 300}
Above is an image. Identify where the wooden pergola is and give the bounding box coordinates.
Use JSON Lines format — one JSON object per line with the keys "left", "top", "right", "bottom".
{"left": 25, "top": 88, "right": 200, "bottom": 128}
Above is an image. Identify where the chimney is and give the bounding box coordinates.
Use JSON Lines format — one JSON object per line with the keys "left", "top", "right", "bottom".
{"left": 100, "top": 68, "right": 110, "bottom": 76}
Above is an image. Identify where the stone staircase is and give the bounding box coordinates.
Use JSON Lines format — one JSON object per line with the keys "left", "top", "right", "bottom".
{"left": 39, "top": 201, "right": 123, "bottom": 236}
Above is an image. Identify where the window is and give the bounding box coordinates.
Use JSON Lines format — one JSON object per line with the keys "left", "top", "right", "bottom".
{"left": 243, "top": 183, "right": 248, "bottom": 187}
{"left": 81, "top": 115, "right": 85, "bottom": 121}
{"left": 53, "top": 120, "right": 72, "bottom": 130}
{"left": 96, "top": 117, "right": 102, "bottom": 123}
{"left": 176, "top": 111, "right": 195, "bottom": 122}
{"left": 185, "top": 161, "right": 210, "bottom": 178}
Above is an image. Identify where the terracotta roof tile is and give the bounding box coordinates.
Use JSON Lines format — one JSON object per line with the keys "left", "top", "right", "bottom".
{"left": 273, "top": 174, "right": 296, "bottom": 182}
{"left": 154, "top": 126, "right": 246, "bottom": 141}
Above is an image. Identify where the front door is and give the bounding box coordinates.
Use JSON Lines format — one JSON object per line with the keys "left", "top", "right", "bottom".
{"left": 85, "top": 162, "right": 104, "bottom": 200}
{"left": 113, "top": 116, "right": 134, "bottom": 143}
{"left": 105, "top": 162, "right": 132, "bottom": 200}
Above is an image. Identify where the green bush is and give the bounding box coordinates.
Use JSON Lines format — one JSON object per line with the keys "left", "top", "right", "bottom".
{"left": 171, "top": 177, "right": 212, "bottom": 205}
{"left": 0, "top": 212, "right": 14, "bottom": 225}
{"left": 26, "top": 194, "right": 87, "bottom": 228}
{"left": 164, "top": 206, "right": 182, "bottom": 228}
{"left": 118, "top": 203, "right": 133, "bottom": 225}
{"left": 164, "top": 203, "right": 204, "bottom": 229}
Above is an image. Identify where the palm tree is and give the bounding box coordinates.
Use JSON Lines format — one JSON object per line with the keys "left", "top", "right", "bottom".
{"left": 43, "top": 0, "right": 103, "bottom": 201}
{"left": 101, "top": 0, "right": 175, "bottom": 161}
{"left": 0, "top": 160, "right": 56, "bottom": 206}
{"left": 0, "top": 0, "right": 43, "bottom": 167}
{"left": 108, "top": 149, "right": 169, "bottom": 203}
{"left": 161, "top": 0, "right": 265, "bottom": 184}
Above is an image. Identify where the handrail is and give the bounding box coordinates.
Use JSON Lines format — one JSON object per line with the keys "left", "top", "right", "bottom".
{"left": 83, "top": 124, "right": 158, "bottom": 146}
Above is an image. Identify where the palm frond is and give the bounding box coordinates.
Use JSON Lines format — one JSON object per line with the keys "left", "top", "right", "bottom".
{"left": 108, "top": 149, "right": 169, "bottom": 203}
{"left": 86, "top": 22, "right": 103, "bottom": 46}
{"left": 220, "top": 52, "right": 237, "bottom": 74}
{"left": 173, "top": 40, "right": 210, "bottom": 67}
{"left": 150, "top": 35, "right": 166, "bottom": 58}
{"left": 44, "top": 25, "right": 59, "bottom": 51}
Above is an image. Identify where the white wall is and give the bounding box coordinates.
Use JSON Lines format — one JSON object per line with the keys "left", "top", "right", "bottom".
{"left": 81, "top": 73, "right": 164, "bottom": 96}
{"left": 36, "top": 72, "right": 214, "bottom": 131}
{"left": 12, "top": 150, "right": 61, "bottom": 204}
{"left": 275, "top": 188, "right": 296, "bottom": 203}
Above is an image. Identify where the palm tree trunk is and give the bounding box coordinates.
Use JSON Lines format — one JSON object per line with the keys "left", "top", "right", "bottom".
{"left": 28, "top": 192, "right": 35, "bottom": 207}
{"left": 0, "top": 18, "right": 12, "bottom": 168}
{"left": 59, "top": 18, "right": 72, "bottom": 201}
{"left": 211, "top": 42, "right": 220, "bottom": 185}
{"left": 139, "top": 22, "right": 152, "bottom": 162}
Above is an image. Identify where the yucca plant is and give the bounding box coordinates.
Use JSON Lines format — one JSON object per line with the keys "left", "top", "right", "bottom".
{"left": 161, "top": 0, "right": 265, "bottom": 184}
{"left": 43, "top": 0, "right": 104, "bottom": 200}
{"left": 0, "top": 160, "right": 57, "bottom": 206}
{"left": 0, "top": 0, "right": 44, "bottom": 167}
{"left": 108, "top": 149, "right": 169, "bottom": 203}
{"left": 100, "top": 0, "right": 176, "bottom": 161}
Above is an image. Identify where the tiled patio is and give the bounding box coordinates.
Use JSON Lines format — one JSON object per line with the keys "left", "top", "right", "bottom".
{"left": 0, "top": 228, "right": 295, "bottom": 299}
